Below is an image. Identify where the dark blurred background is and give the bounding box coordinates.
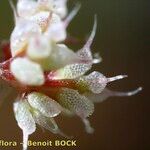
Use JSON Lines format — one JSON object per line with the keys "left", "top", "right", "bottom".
{"left": 0, "top": 0, "right": 149, "bottom": 150}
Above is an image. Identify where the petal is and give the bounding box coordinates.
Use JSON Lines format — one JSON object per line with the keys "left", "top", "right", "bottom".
{"left": 27, "top": 92, "right": 61, "bottom": 117}
{"left": 10, "top": 57, "right": 45, "bottom": 86}
{"left": 29, "top": 43, "right": 79, "bottom": 71}
{"left": 45, "top": 14, "right": 67, "bottom": 42}
{"left": 29, "top": 11, "right": 51, "bottom": 31}
{"left": 37, "top": 0, "right": 54, "bottom": 11}
{"left": 32, "top": 109, "right": 71, "bottom": 138}
{"left": 13, "top": 100, "right": 36, "bottom": 150}
{"left": 11, "top": 19, "right": 41, "bottom": 56}
{"left": 78, "top": 72, "right": 128, "bottom": 94}
{"left": 46, "top": 44, "right": 79, "bottom": 70}
{"left": 38, "top": 0, "right": 68, "bottom": 18}
{"left": 57, "top": 88, "right": 94, "bottom": 118}
{"left": 27, "top": 35, "right": 52, "bottom": 60}
{"left": 76, "top": 16, "right": 97, "bottom": 62}
{"left": 32, "top": 110, "right": 58, "bottom": 133}
{"left": 57, "top": 88, "right": 94, "bottom": 134}
{"left": 49, "top": 63, "right": 92, "bottom": 80}
{"left": 83, "top": 71, "right": 108, "bottom": 94}
{"left": 17, "top": 0, "right": 37, "bottom": 18}
{"left": 52, "top": 0, "right": 68, "bottom": 18}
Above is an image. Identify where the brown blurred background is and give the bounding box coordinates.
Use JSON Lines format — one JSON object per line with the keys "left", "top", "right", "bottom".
{"left": 0, "top": 0, "right": 149, "bottom": 150}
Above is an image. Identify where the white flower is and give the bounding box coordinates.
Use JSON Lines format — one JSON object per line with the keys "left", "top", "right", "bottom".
{"left": 0, "top": 1, "right": 142, "bottom": 150}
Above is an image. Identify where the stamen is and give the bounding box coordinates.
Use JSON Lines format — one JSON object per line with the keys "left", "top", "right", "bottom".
{"left": 107, "top": 75, "right": 128, "bottom": 82}
{"left": 112, "top": 87, "right": 143, "bottom": 96}
{"left": 64, "top": 3, "right": 81, "bottom": 28}
{"left": 87, "top": 87, "right": 143, "bottom": 103}
{"left": 84, "top": 15, "right": 97, "bottom": 49}
{"left": 93, "top": 53, "right": 102, "bottom": 64}
{"left": 23, "top": 131, "right": 29, "bottom": 150}
{"left": 82, "top": 118, "right": 94, "bottom": 134}
{"left": 56, "top": 129, "right": 73, "bottom": 139}
{"left": 8, "top": 0, "right": 18, "bottom": 23}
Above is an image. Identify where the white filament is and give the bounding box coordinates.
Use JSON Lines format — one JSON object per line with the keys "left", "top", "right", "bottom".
{"left": 23, "top": 132, "right": 29, "bottom": 150}
{"left": 113, "top": 87, "right": 143, "bottom": 96}
{"left": 64, "top": 3, "right": 81, "bottom": 27}
{"left": 107, "top": 75, "right": 128, "bottom": 82}
{"left": 82, "top": 118, "right": 94, "bottom": 134}
{"left": 84, "top": 15, "right": 97, "bottom": 49}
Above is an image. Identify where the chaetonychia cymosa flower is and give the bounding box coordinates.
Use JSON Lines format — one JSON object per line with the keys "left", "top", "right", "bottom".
{"left": 0, "top": 0, "right": 142, "bottom": 150}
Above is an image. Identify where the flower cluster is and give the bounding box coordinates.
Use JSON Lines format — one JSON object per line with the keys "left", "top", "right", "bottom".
{"left": 0, "top": 0, "right": 142, "bottom": 150}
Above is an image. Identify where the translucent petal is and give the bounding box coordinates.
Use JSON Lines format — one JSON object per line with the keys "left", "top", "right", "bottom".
{"left": 57, "top": 88, "right": 94, "bottom": 118}
{"left": 45, "top": 13, "right": 67, "bottom": 42}
{"left": 29, "top": 11, "right": 51, "bottom": 31}
{"left": 32, "top": 110, "right": 58, "bottom": 133}
{"left": 10, "top": 57, "right": 45, "bottom": 86}
{"left": 11, "top": 19, "right": 41, "bottom": 56}
{"left": 50, "top": 63, "right": 92, "bottom": 80}
{"left": 27, "top": 35, "right": 51, "bottom": 60}
{"left": 80, "top": 72, "right": 128, "bottom": 94}
{"left": 45, "top": 44, "right": 79, "bottom": 70}
{"left": 84, "top": 71, "right": 108, "bottom": 94}
{"left": 86, "top": 87, "right": 143, "bottom": 103}
{"left": 13, "top": 100, "right": 36, "bottom": 150}
{"left": 77, "top": 16, "right": 97, "bottom": 62}
{"left": 30, "top": 43, "right": 79, "bottom": 71}
{"left": 27, "top": 92, "right": 61, "bottom": 117}
{"left": 32, "top": 109, "right": 71, "bottom": 138}
{"left": 17, "top": 0, "right": 37, "bottom": 18}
